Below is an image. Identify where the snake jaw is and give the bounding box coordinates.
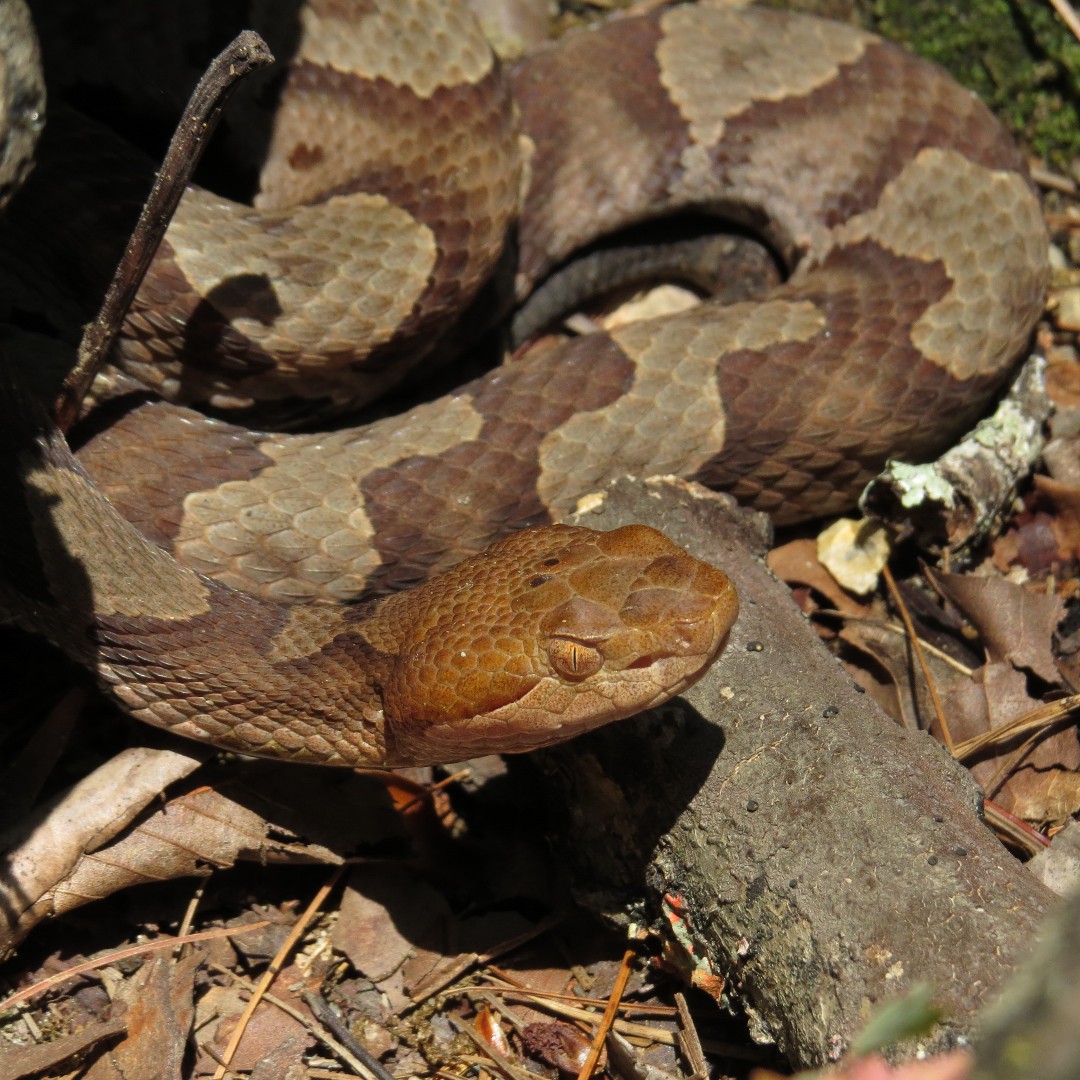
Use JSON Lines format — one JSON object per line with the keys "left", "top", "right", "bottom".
{"left": 379, "top": 523, "right": 739, "bottom": 766}
{"left": 383, "top": 615, "right": 735, "bottom": 764}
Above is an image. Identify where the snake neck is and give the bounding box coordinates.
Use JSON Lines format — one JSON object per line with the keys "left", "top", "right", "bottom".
{"left": 1, "top": 409, "right": 395, "bottom": 765}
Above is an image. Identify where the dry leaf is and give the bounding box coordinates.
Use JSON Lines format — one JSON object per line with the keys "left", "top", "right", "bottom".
{"left": 816, "top": 518, "right": 891, "bottom": 595}
{"left": 0, "top": 748, "right": 205, "bottom": 954}
{"left": 0, "top": 1013, "right": 126, "bottom": 1080}
{"left": 83, "top": 953, "right": 200, "bottom": 1080}
{"left": 767, "top": 538, "right": 868, "bottom": 615}
{"left": 988, "top": 513, "right": 1062, "bottom": 578}
{"left": 332, "top": 864, "right": 453, "bottom": 1013}
{"left": 199, "top": 962, "right": 315, "bottom": 1075}
{"left": 945, "top": 663, "right": 1080, "bottom": 825}
{"left": 928, "top": 569, "right": 1065, "bottom": 684}
{"left": 1034, "top": 474, "right": 1080, "bottom": 561}
{"left": 1, "top": 774, "right": 347, "bottom": 953}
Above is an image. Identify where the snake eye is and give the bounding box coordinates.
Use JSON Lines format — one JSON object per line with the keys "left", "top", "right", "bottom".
{"left": 546, "top": 637, "right": 603, "bottom": 680}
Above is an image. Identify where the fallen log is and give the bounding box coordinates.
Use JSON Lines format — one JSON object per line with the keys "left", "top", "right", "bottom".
{"left": 540, "top": 476, "right": 1054, "bottom": 1067}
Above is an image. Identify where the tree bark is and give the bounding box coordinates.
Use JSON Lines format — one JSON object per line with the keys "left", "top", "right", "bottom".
{"left": 542, "top": 477, "right": 1054, "bottom": 1067}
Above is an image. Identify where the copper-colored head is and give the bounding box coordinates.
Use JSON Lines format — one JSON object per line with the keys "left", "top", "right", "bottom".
{"left": 376, "top": 523, "right": 738, "bottom": 764}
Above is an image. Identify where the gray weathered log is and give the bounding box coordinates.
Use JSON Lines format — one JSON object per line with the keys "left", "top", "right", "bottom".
{"left": 544, "top": 476, "right": 1053, "bottom": 1068}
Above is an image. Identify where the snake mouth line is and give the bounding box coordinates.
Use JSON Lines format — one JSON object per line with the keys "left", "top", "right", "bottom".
{"left": 625, "top": 653, "right": 661, "bottom": 670}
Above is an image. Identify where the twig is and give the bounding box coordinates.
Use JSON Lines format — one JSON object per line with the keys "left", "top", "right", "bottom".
{"left": 575, "top": 946, "right": 635, "bottom": 1080}
{"left": 205, "top": 963, "right": 374, "bottom": 1078}
{"left": 1050, "top": 0, "right": 1080, "bottom": 43}
{"left": 401, "top": 912, "right": 563, "bottom": 1010}
{"left": 674, "top": 991, "right": 708, "bottom": 1080}
{"left": 952, "top": 693, "right": 1080, "bottom": 761}
{"left": 54, "top": 30, "right": 274, "bottom": 431}
{"left": 465, "top": 982, "right": 765, "bottom": 1061}
{"left": 983, "top": 799, "right": 1051, "bottom": 856}
{"left": 397, "top": 767, "right": 472, "bottom": 813}
{"left": 1030, "top": 165, "right": 1078, "bottom": 195}
{"left": 302, "top": 990, "right": 396, "bottom": 1080}
{"left": 882, "top": 565, "right": 954, "bottom": 751}
{"left": 470, "top": 987, "right": 675, "bottom": 1044}
{"left": 212, "top": 866, "right": 344, "bottom": 1080}
{"left": 812, "top": 608, "right": 976, "bottom": 677}
{"left": 175, "top": 881, "right": 208, "bottom": 959}
{"left": 861, "top": 356, "right": 1050, "bottom": 561}
{"left": 0, "top": 922, "right": 270, "bottom": 1012}
{"left": 480, "top": 971, "right": 675, "bottom": 1016}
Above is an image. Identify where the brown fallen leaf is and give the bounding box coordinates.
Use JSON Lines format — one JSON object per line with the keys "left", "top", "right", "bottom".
{"left": 831, "top": 597, "right": 976, "bottom": 735}
{"left": 197, "top": 962, "right": 315, "bottom": 1076}
{"left": 83, "top": 952, "right": 200, "bottom": 1080}
{"left": 0, "top": 1013, "right": 127, "bottom": 1080}
{"left": 1046, "top": 346, "right": 1080, "bottom": 408}
{"left": 946, "top": 663, "right": 1080, "bottom": 826}
{"left": 0, "top": 747, "right": 205, "bottom": 955}
{"left": 2, "top": 778, "right": 347, "bottom": 954}
{"left": 1, "top": 755, "right": 416, "bottom": 954}
{"left": 767, "top": 537, "right": 869, "bottom": 617}
{"left": 1034, "top": 474, "right": 1080, "bottom": 562}
{"left": 927, "top": 568, "right": 1065, "bottom": 684}
{"left": 332, "top": 863, "right": 454, "bottom": 1014}
{"left": 988, "top": 510, "right": 1062, "bottom": 579}
{"left": 1039, "top": 771, "right": 1080, "bottom": 828}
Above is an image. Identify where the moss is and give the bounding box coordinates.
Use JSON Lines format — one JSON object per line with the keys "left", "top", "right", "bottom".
{"left": 859, "top": 0, "right": 1080, "bottom": 166}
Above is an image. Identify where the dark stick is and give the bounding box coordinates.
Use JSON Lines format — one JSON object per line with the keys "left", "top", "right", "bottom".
{"left": 302, "top": 990, "right": 398, "bottom": 1080}
{"left": 54, "top": 30, "right": 274, "bottom": 431}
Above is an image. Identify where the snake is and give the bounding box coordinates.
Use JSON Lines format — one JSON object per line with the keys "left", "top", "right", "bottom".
{"left": 0, "top": 0, "right": 1048, "bottom": 767}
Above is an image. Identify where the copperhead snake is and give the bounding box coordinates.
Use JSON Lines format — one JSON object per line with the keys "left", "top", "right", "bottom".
{"left": 0, "top": 0, "right": 1049, "bottom": 767}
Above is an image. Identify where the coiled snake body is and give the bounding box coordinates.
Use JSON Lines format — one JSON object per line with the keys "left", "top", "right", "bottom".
{"left": 0, "top": 0, "right": 1048, "bottom": 766}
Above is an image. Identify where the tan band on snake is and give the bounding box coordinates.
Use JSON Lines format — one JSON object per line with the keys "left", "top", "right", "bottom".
{"left": 0, "top": 0, "right": 1047, "bottom": 765}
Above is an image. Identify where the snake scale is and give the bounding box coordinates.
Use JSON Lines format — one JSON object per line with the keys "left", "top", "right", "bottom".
{"left": 0, "top": 0, "right": 1048, "bottom": 767}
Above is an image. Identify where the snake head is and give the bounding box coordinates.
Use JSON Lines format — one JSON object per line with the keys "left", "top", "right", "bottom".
{"left": 374, "top": 523, "right": 738, "bottom": 765}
